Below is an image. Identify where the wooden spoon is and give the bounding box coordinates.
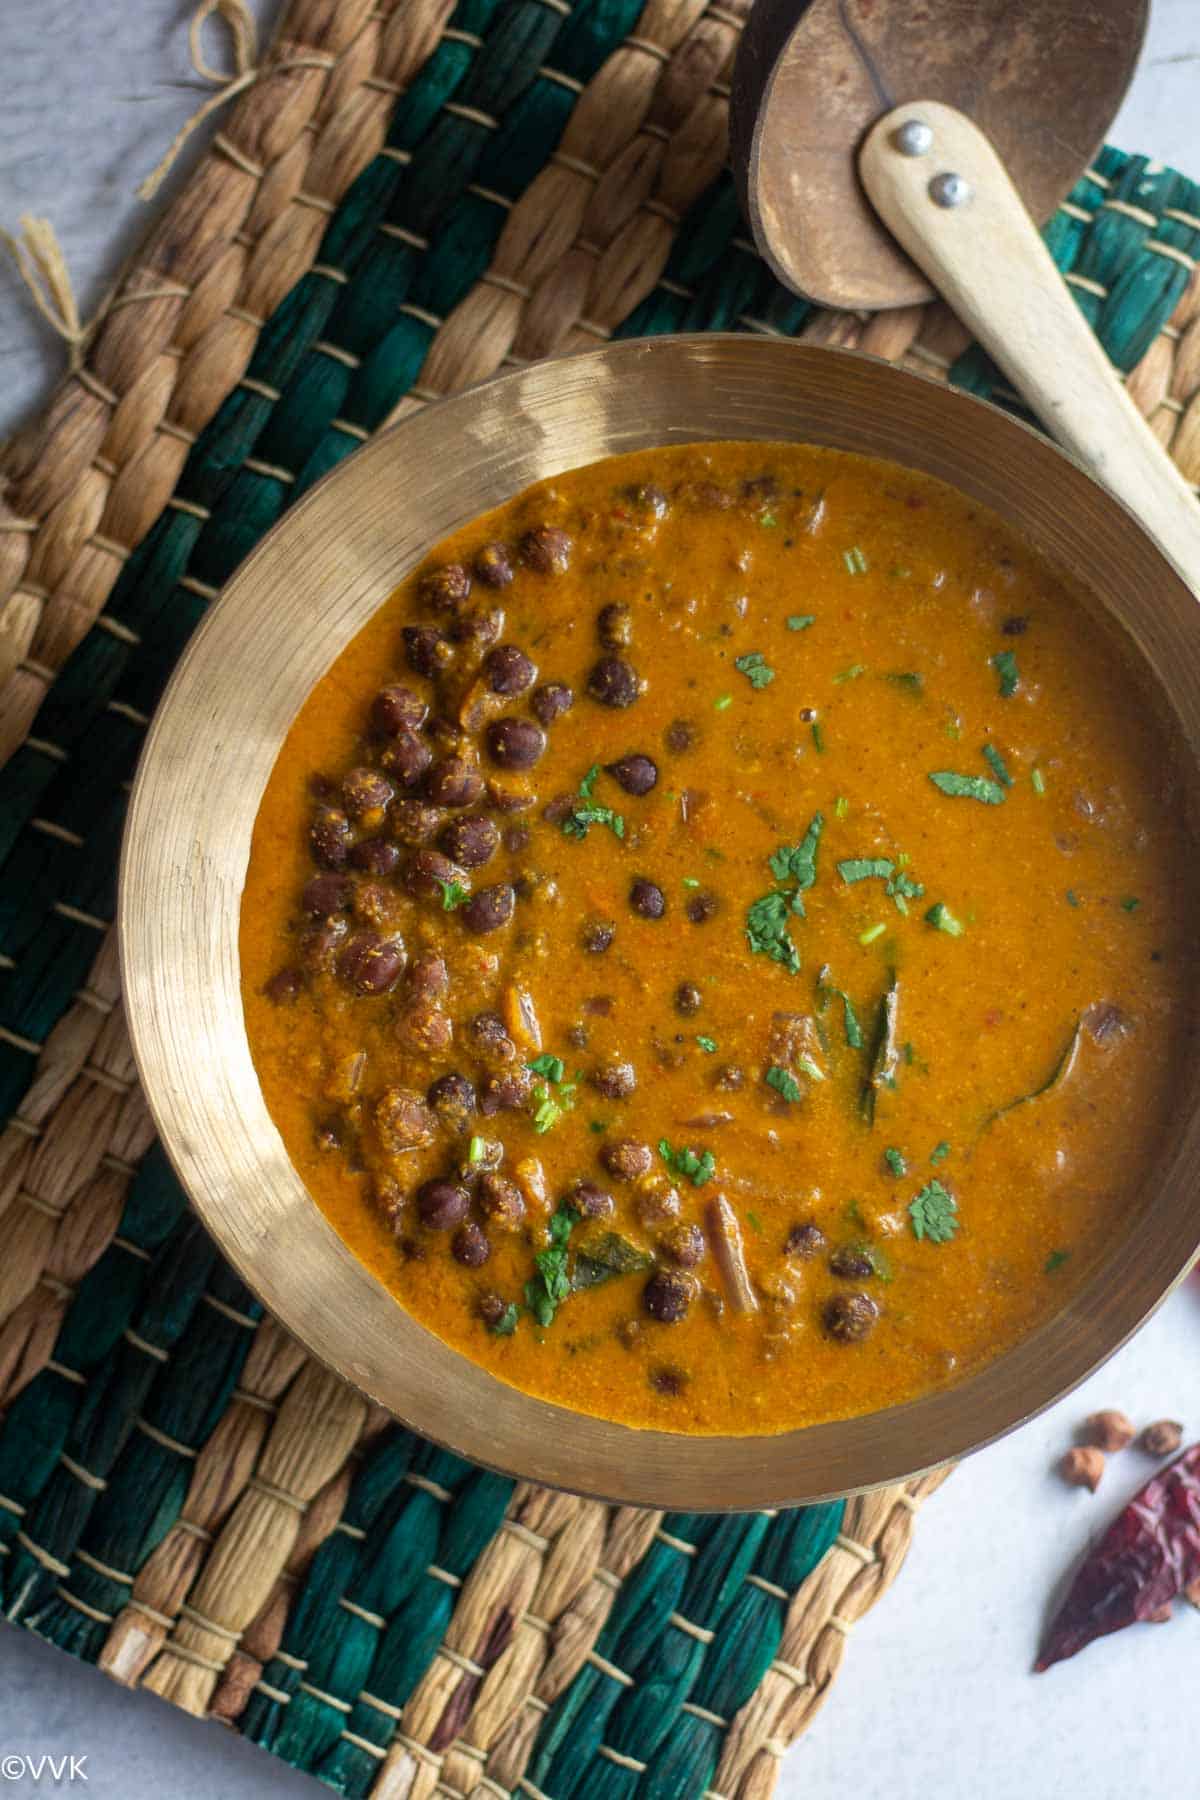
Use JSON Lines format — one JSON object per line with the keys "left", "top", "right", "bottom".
{"left": 731, "top": 0, "right": 1200, "bottom": 590}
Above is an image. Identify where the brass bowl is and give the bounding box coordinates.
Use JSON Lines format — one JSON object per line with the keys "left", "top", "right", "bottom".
{"left": 120, "top": 336, "right": 1200, "bottom": 1509}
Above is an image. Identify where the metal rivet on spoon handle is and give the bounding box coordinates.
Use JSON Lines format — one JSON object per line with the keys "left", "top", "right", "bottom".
{"left": 859, "top": 100, "right": 1200, "bottom": 595}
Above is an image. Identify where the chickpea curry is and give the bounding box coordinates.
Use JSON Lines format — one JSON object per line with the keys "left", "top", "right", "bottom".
{"left": 240, "top": 443, "right": 1195, "bottom": 1436}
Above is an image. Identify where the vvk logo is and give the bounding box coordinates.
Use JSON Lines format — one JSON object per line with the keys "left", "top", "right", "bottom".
{"left": 0, "top": 1756, "right": 88, "bottom": 1783}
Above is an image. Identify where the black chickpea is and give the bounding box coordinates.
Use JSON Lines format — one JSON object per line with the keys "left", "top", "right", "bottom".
{"left": 371, "top": 684, "right": 428, "bottom": 735}
{"left": 568, "top": 1179, "right": 615, "bottom": 1218}
{"left": 630, "top": 878, "right": 665, "bottom": 919}
{"left": 643, "top": 1269, "right": 694, "bottom": 1324}
{"left": 665, "top": 718, "right": 696, "bottom": 753}
{"left": 674, "top": 981, "right": 703, "bottom": 1015}
{"left": 336, "top": 931, "right": 406, "bottom": 995}
{"left": 426, "top": 756, "right": 484, "bottom": 808}
{"left": 310, "top": 807, "right": 352, "bottom": 868}
{"left": 606, "top": 753, "right": 657, "bottom": 796}
{"left": 486, "top": 717, "right": 546, "bottom": 770}
{"left": 477, "top": 1172, "right": 526, "bottom": 1229}
{"left": 390, "top": 798, "right": 445, "bottom": 844}
{"left": 427, "top": 1071, "right": 476, "bottom": 1126}
{"left": 462, "top": 884, "right": 515, "bottom": 934}
{"left": 829, "top": 1247, "right": 876, "bottom": 1280}
{"left": 597, "top": 602, "right": 633, "bottom": 648}
{"left": 420, "top": 563, "right": 471, "bottom": 611}
{"left": 587, "top": 656, "right": 641, "bottom": 709}
{"left": 440, "top": 815, "right": 499, "bottom": 869}
{"left": 661, "top": 1222, "right": 706, "bottom": 1268}
{"left": 417, "top": 1179, "right": 471, "bottom": 1230}
{"left": 480, "top": 1069, "right": 532, "bottom": 1113}
{"left": 406, "top": 952, "right": 449, "bottom": 1001}
{"left": 590, "top": 1059, "right": 637, "bottom": 1100}
{"left": 474, "top": 542, "right": 514, "bottom": 588}
{"left": 600, "top": 1139, "right": 653, "bottom": 1181}
{"left": 402, "top": 624, "right": 450, "bottom": 677}
{"left": 520, "top": 525, "right": 572, "bottom": 573}
{"left": 824, "top": 1292, "right": 880, "bottom": 1342}
{"left": 484, "top": 644, "right": 537, "bottom": 695}
{"left": 452, "top": 1222, "right": 491, "bottom": 1266}
{"left": 348, "top": 838, "right": 401, "bottom": 876}
{"left": 302, "top": 873, "right": 352, "bottom": 915}
{"left": 264, "top": 967, "right": 303, "bottom": 1004}
{"left": 580, "top": 918, "right": 615, "bottom": 954}
{"left": 686, "top": 889, "right": 719, "bottom": 924}
{"left": 531, "top": 682, "right": 574, "bottom": 725}
{"left": 403, "top": 849, "right": 466, "bottom": 902}
{"left": 378, "top": 728, "right": 432, "bottom": 789}
{"left": 785, "top": 1222, "right": 826, "bottom": 1259}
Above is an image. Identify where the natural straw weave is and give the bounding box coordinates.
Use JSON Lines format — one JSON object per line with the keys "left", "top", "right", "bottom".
{"left": 2, "top": 0, "right": 1200, "bottom": 1791}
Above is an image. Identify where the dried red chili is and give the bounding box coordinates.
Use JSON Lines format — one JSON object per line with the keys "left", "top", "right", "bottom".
{"left": 1037, "top": 1443, "right": 1200, "bottom": 1670}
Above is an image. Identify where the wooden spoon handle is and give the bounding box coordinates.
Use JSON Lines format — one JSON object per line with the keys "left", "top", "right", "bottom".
{"left": 859, "top": 101, "right": 1200, "bottom": 596}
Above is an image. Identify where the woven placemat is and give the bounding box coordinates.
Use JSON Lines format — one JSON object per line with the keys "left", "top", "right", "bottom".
{"left": 2, "top": 0, "right": 1199, "bottom": 1792}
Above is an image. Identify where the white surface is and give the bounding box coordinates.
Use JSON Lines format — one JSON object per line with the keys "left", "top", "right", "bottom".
{"left": 1, "top": 3, "right": 1199, "bottom": 1797}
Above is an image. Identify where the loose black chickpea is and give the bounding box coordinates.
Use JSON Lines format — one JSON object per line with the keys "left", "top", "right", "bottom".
{"left": 420, "top": 562, "right": 471, "bottom": 611}
{"left": 686, "top": 889, "right": 719, "bottom": 925}
{"left": 299, "top": 920, "right": 347, "bottom": 973}
{"left": 477, "top": 1292, "right": 507, "bottom": 1327}
{"left": 587, "top": 656, "right": 641, "bottom": 709}
{"left": 450, "top": 607, "right": 504, "bottom": 651}
{"left": 427, "top": 756, "right": 484, "bottom": 808}
{"left": 468, "top": 1012, "right": 516, "bottom": 1063}
{"left": 531, "top": 682, "right": 574, "bottom": 725}
{"left": 485, "top": 778, "right": 535, "bottom": 815}
{"left": 310, "top": 807, "right": 352, "bottom": 868}
{"left": 406, "top": 952, "right": 449, "bottom": 1000}
{"left": 462, "top": 883, "right": 515, "bottom": 934}
{"left": 486, "top": 717, "right": 546, "bottom": 770}
{"left": 302, "top": 873, "right": 353, "bottom": 915}
{"left": 402, "top": 624, "right": 450, "bottom": 677}
{"left": 689, "top": 480, "right": 732, "bottom": 510}
{"left": 336, "top": 931, "right": 406, "bottom": 995}
{"left": 480, "top": 1069, "right": 532, "bottom": 1113}
{"left": 504, "top": 823, "right": 531, "bottom": 854}
{"left": 390, "top": 798, "right": 445, "bottom": 844}
{"left": 427, "top": 1071, "right": 476, "bottom": 1125}
{"left": 597, "top": 602, "right": 633, "bottom": 648}
{"left": 566, "top": 1024, "right": 589, "bottom": 1050}
{"left": 785, "top": 1222, "right": 826, "bottom": 1259}
{"left": 569, "top": 1179, "right": 615, "bottom": 1218}
{"left": 378, "top": 728, "right": 432, "bottom": 789}
{"left": 665, "top": 718, "right": 696, "bottom": 753}
{"left": 1002, "top": 615, "right": 1029, "bottom": 636}
{"left": 404, "top": 848, "right": 466, "bottom": 901}
{"left": 484, "top": 644, "right": 537, "bottom": 695}
{"left": 370, "top": 683, "right": 428, "bottom": 735}
{"left": 264, "top": 967, "right": 303, "bottom": 1004}
{"left": 829, "top": 1247, "right": 876, "bottom": 1280}
{"left": 674, "top": 981, "right": 703, "bottom": 1015}
{"left": 661, "top": 1222, "right": 706, "bottom": 1268}
{"left": 376, "top": 1087, "right": 436, "bottom": 1153}
{"left": 606, "top": 753, "right": 657, "bottom": 796}
{"left": 590, "top": 1059, "right": 637, "bottom": 1100}
{"left": 474, "top": 542, "right": 514, "bottom": 588}
{"left": 477, "top": 1171, "right": 527, "bottom": 1229}
{"left": 440, "top": 815, "right": 499, "bottom": 869}
{"left": 452, "top": 1221, "right": 491, "bottom": 1266}
{"left": 520, "top": 524, "right": 572, "bottom": 573}
{"left": 823, "top": 1292, "right": 880, "bottom": 1342}
{"left": 630, "top": 482, "right": 669, "bottom": 518}
{"left": 643, "top": 1269, "right": 694, "bottom": 1323}
{"left": 581, "top": 918, "right": 615, "bottom": 954}
{"left": 348, "top": 838, "right": 401, "bottom": 876}
{"left": 396, "top": 1002, "right": 453, "bottom": 1055}
{"left": 354, "top": 879, "right": 402, "bottom": 928}
{"left": 417, "top": 1179, "right": 471, "bottom": 1230}
{"left": 600, "top": 1138, "right": 653, "bottom": 1181}
{"left": 629, "top": 878, "right": 665, "bottom": 919}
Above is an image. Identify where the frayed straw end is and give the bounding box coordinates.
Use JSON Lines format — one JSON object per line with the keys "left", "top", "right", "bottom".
{"left": 0, "top": 216, "right": 87, "bottom": 371}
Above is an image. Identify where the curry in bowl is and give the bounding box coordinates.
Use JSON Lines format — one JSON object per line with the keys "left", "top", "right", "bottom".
{"left": 240, "top": 442, "right": 1194, "bottom": 1436}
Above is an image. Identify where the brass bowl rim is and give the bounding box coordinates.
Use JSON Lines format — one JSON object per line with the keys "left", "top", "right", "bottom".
{"left": 119, "top": 334, "right": 1200, "bottom": 1509}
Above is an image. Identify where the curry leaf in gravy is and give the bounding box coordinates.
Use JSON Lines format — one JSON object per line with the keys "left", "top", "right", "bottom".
{"left": 490, "top": 1303, "right": 520, "bottom": 1337}
{"left": 746, "top": 891, "right": 801, "bottom": 973}
{"left": 524, "top": 1203, "right": 581, "bottom": 1326}
{"left": 884, "top": 1147, "right": 907, "bottom": 1178}
{"left": 570, "top": 1231, "right": 653, "bottom": 1291}
{"left": 833, "top": 663, "right": 867, "bottom": 684}
{"left": 861, "top": 975, "right": 900, "bottom": 1125}
{"left": 981, "top": 743, "right": 1014, "bottom": 788}
{"left": 766, "top": 1065, "right": 803, "bottom": 1103}
{"left": 658, "top": 1139, "right": 717, "bottom": 1187}
{"left": 734, "top": 651, "right": 775, "bottom": 689}
{"left": 1044, "top": 1249, "right": 1072, "bottom": 1274}
{"left": 930, "top": 1141, "right": 951, "bottom": 1163}
{"left": 696, "top": 1035, "right": 718, "bottom": 1053}
{"left": 839, "top": 858, "right": 894, "bottom": 885}
{"left": 992, "top": 650, "right": 1020, "bottom": 697}
{"left": 987, "top": 1020, "right": 1081, "bottom": 1125}
{"left": 787, "top": 614, "right": 815, "bottom": 631}
{"left": 929, "top": 770, "right": 1007, "bottom": 805}
{"left": 770, "top": 813, "right": 824, "bottom": 897}
{"left": 811, "top": 721, "right": 826, "bottom": 752}
{"left": 909, "top": 1179, "right": 959, "bottom": 1244}
{"left": 886, "top": 671, "right": 924, "bottom": 693}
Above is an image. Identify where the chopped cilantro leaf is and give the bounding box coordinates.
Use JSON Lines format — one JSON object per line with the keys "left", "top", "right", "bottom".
{"left": 766, "top": 1065, "right": 802, "bottom": 1103}
{"left": 682, "top": 876, "right": 700, "bottom": 888}
{"left": 909, "top": 1179, "right": 958, "bottom": 1244}
{"left": 886, "top": 671, "right": 924, "bottom": 693}
{"left": 1031, "top": 767, "right": 1046, "bottom": 796}
{"left": 787, "top": 614, "right": 815, "bottom": 631}
{"left": 770, "top": 813, "right": 824, "bottom": 896}
{"left": 523, "top": 1203, "right": 580, "bottom": 1326}
{"left": 528, "top": 1053, "right": 565, "bottom": 1083}
{"left": 981, "top": 743, "right": 1013, "bottom": 787}
{"left": 884, "top": 1147, "right": 907, "bottom": 1178}
{"left": 929, "top": 770, "right": 1006, "bottom": 805}
{"left": 746, "top": 1210, "right": 764, "bottom": 1234}
{"left": 992, "top": 649, "right": 1019, "bottom": 697}
{"left": 760, "top": 512, "right": 778, "bottom": 528}
{"left": 929, "top": 1140, "right": 951, "bottom": 1163}
{"left": 796, "top": 1054, "right": 825, "bottom": 1083}
{"left": 696, "top": 1035, "right": 717, "bottom": 1054}
{"left": 714, "top": 693, "right": 732, "bottom": 712}
{"left": 436, "top": 877, "right": 470, "bottom": 910}
{"left": 577, "top": 763, "right": 600, "bottom": 799}
{"left": 562, "top": 803, "right": 625, "bottom": 842}
{"left": 925, "top": 901, "right": 964, "bottom": 936}
{"left": 859, "top": 922, "right": 886, "bottom": 946}
{"left": 1121, "top": 896, "right": 1141, "bottom": 912}
{"left": 843, "top": 546, "right": 869, "bottom": 575}
{"left": 834, "top": 795, "right": 849, "bottom": 819}
{"left": 658, "top": 1139, "right": 717, "bottom": 1187}
{"left": 838, "top": 990, "right": 863, "bottom": 1049}
{"left": 1044, "top": 1249, "right": 1071, "bottom": 1274}
{"left": 490, "top": 1302, "right": 520, "bottom": 1337}
{"left": 1066, "top": 889, "right": 1079, "bottom": 907}
{"left": 833, "top": 662, "right": 867, "bottom": 683}
{"left": 839, "top": 857, "right": 894, "bottom": 885}
{"left": 811, "top": 721, "right": 825, "bottom": 752}
{"left": 734, "top": 651, "right": 775, "bottom": 689}
{"left": 746, "top": 890, "right": 801, "bottom": 973}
